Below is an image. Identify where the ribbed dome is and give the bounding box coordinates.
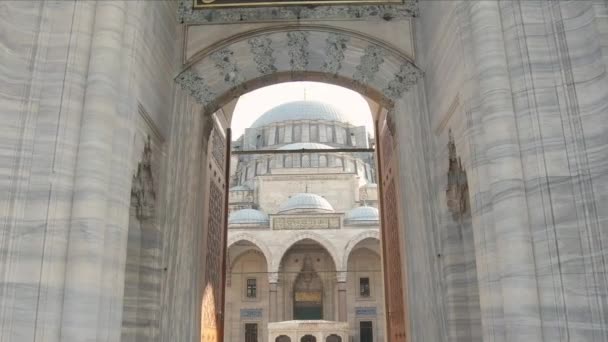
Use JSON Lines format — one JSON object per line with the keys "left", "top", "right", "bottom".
{"left": 228, "top": 209, "right": 269, "bottom": 225}
{"left": 278, "top": 143, "right": 335, "bottom": 150}
{"left": 278, "top": 193, "right": 335, "bottom": 214}
{"left": 344, "top": 206, "right": 379, "bottom": 224}
{"left": 251, "top": 101, "right": 355, "bottom": 128}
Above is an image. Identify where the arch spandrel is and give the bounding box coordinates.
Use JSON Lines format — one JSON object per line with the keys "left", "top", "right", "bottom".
{"left": 175, "top": 26, "right": 423, "bottom": 116}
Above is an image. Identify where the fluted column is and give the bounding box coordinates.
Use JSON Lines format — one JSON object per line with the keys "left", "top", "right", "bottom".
{"left": 468, "top": 1, "right": 542, "bottom": 341}
{"left": 60, "top": 1, "right": 130, "bottom": 341}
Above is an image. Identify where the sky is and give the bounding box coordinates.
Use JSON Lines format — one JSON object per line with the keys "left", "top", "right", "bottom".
{"left": 230, "top": 82, "right": 374, "bottom": 140}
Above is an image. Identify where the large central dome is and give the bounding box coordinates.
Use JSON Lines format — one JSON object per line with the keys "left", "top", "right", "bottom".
{"left": 251, "top": 100, "right": 356, "bottom": 128}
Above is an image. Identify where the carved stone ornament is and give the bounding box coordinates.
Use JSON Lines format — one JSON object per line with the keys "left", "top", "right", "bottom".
{"left": 178, "top": 0, "right": 418, "bottom": 24}
{"left": 175, "top": 69, "right": 216, "bottom": 106}
{"left": 383, "top": 62, "right": 423, "bottom": 100}
{"left": 446, "top": 130, "right": 470, "bottom": 221}
{"left": 210, "top": 48, "right": 244, "bottom": 87}
{"left": 248, "top": 35, "right": 277, "bottom": 75}
{"left": 131, "top": 136, "right": 156, "bottom": 221}
{"left": 287, "top": 31, "right": 310, "bottom": 72}
{"left": 321, "top": 33, "right": 350, "bottom": 75}
{"left": 353, "top": 45, "right": 385, "bottom": 85}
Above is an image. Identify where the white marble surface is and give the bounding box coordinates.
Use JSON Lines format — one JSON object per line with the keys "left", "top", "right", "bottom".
{"left": 1, "top": 1, "right": 607, "bottom": 341}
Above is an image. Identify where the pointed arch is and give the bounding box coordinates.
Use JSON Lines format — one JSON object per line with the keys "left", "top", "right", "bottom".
{"left": 341, "top": 230, "right": 380, "bottom": 272}
{"left": 227, "top": 232, "right": 273, "bottom": 272}
{"left": 273, "top": 232, "right": 340, "bottom": 275}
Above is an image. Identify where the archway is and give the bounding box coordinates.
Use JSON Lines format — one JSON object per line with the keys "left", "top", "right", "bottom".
{"left": 225, "top": 239, "right": 271, "bottom": 342}
{"left": 171, "top": 26, "right": 425, "bottom": 342}
{"left": 277, "top": 238, "right": 338, "bottom": 321}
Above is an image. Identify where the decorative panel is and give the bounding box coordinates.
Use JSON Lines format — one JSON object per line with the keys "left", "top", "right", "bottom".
{"left": 377, "top": 110, "right": 408, "bottom": 342}
{"left": 201, "top": 123, "right": 229, "bottom": 342}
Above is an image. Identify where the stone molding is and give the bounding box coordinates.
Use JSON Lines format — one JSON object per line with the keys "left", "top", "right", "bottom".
{"left": 176, "top": 27, "right": 423, "bottom": 113}
{"left": 178, "top": 0, "right": 418, "bottom": 24}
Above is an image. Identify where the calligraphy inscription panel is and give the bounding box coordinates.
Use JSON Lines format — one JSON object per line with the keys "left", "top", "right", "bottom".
{"left": 272, "top": 216, "right": 340, "bottom": 230}
{"left": 194, "top": 0, "right": 401, "bottom": 9}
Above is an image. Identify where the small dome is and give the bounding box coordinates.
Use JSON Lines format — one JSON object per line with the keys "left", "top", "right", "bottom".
{"left": 278, "top": 143, "right": 335, "bottom": 150}
{"left": 278, "top": 193, "right": 335, "bottom": 214}
{"left": 228, "top": 209, "right": 269, "bottom": 225}
{"left": 344, "top": 206, "right": 379, "bottom": 225}
{"left": 251, "top": 101, "right": 356, "bottom": 128}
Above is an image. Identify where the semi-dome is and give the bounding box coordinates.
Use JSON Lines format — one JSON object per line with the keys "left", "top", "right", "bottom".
{"left": 278, "top": 193, "right": 335, "bottom": 214}
{"left": 344, "top": 206, "right": 379, "bottom": 224}
{"left": 277, "top": 143, "right": 335, "bottom": 150}
{"left": 251, "top": 100, "right": 356, "bottom": 128}
{"left": 228, "top": 209, "right": 269, "bottom": 225}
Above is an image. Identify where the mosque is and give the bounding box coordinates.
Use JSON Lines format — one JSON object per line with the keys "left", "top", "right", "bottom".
{"left": 3, "top": 1, "right": 607, "bottom": 342}
{"left": 226, "top": 101, "right": 383, "bottom": 342}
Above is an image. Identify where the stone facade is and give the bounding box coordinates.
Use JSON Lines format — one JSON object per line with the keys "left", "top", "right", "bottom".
{"left": 1, "top": 1, "right": 607, "bottom": 342}
{"left": 226, "top": 101, "right": 384, "bottom": 342}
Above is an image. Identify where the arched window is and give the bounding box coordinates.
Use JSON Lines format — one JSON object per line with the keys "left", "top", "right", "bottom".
{"left": 326, "top": 335, "right": 341, "bottom": 342}
{"left": 276, "top": 336, "right": 291, "bottom": 342}
{"left": 284, "top": 155, "right": 292, "bottom": 168}
{"left": 319, "top": 155, "right": 328, "bottom": 167}
{"left": 301, "top": 155, "right": 310, "bottom": 168}
{"left": 301, "top": 335, "right": 316, "bottom": 342}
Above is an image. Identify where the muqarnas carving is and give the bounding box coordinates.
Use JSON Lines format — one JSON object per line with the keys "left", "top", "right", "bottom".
{"left": 446, "top": 130, "right": 470, "bottom": 221}
{"left": 131, "top": 136, "right": 156, "bottom": 221}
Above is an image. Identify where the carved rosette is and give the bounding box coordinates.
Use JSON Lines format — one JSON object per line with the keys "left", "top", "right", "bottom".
{"left": 321, "top": 33, "right": 350, "bottom": 75}
{"left": 287, "top": 31, "right": 310, "bottom": 72}
{"left": 383, "top": 62, "right": 422, "bottom": 100}
{"left": 131, "top": 136, "right": 156, "bottom": 221}
{"left": 175, "top": 69, "right": 216, "bottom": 106}
{"left": 353, "top": 45, "right": 385, "bottom": 85}
{"left": 248, "top": 36, "right": 277, "bottom": 75}
{"left": 210, "top": 48, "right": 244, "bottom": 87}
{"left": 446, "top": 130, "right": 470, "bottom": 221}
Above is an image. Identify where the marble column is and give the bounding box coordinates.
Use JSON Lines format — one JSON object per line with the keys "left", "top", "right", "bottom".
{"left": 468, "top": 1, "right": 543, "bottom": 341}
{"left": 337, "top": 282, "right": 347, "bottom": 322}
{"left": 60, "top": 1, "right": 131, "bottom": 341}
{"left": 269, "top": 282, "right": 278, "bottom": 322}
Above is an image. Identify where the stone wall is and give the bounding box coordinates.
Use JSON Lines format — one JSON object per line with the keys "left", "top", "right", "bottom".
{"left": 418, "top": 1, "right": 608, "bottom": 341}
{"left": 0, "top": 1, "right": 177, "bottom": 340}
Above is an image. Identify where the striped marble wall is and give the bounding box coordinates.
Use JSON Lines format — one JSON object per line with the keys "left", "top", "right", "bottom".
{"left": 418, "top": 1, "right": 608, "bottom": 341}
